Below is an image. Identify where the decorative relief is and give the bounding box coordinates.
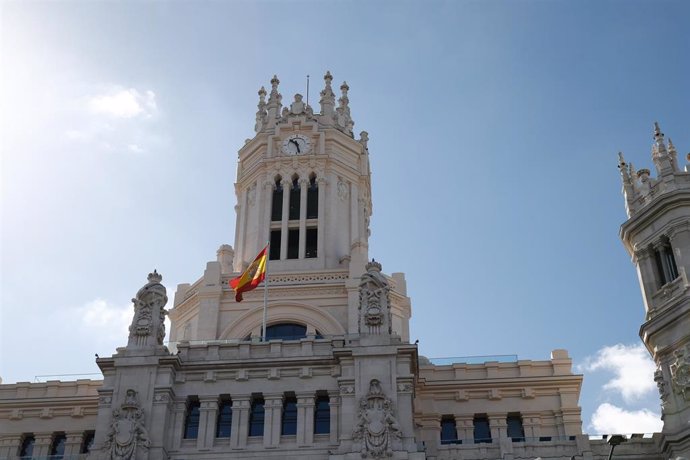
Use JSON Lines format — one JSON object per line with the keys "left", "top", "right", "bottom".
{"left": 359, "top": 260, "right": 391, "bottom": 335}
{"left": 670, "top": 345, "right": 690, "bottom": 401}
{"left": 247, "top": 183, "right": 256, "bottom": 206}
{"left": 353, "top": 379, "right": 401, "bottom": 458}
{"left": 337, "top": 178, "right": 349, "bottom": 201}
{"left": 654, "top": 367, "right": 669, "bottom": 411}
{"left": 103, "top": 389, "right": 150, "bottom": 460}
{"left": 340, "top": 385, "right": 355, "bottom": 395}
{"left": 128, "top": 271, "right": 168, "bottom": 348}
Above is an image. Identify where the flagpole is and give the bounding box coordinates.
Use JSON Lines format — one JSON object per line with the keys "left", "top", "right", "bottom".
{"left": 262, "top": 241, "right": 270, "bottom": 342}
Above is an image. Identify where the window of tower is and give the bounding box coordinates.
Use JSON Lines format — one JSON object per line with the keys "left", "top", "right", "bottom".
{"left": 307, "top": 174, "right": 318, "bottom": 219}
{"left": 473, "top": 414, "right": 492, "bottom": 443}
{"left": 216, "top": 397, "right": 233, "bottom": 438}
{"left": 269, "top": 230, "right": 281, "bottom": 260}
{"left": 271, "top": 177, "right": 283, "bottom": 222}
{"left": 49, "top": 433, "right": 66, "bottom": 458}
{"left": 305, "top": 227, "right": 317, "bottom": 258}
{"left": 265, "top": 323, "right": 307, "bottom": 340}
{"left": 281, "top": 393, "right": 298, "bottom": 436}
{"left": 248, "top": 395, "right": 265, "bottom": 437}
{"left": 287, "top": 228, "right": 299, "bottom": 259}
{"left": 183, "top": 397, "right": 201, "bottom": 439}
{"left": 440, "top": 415, "right": 457, "bottom": 445}
{"left": 314, "top": 392, "right": 330, "bottom": 434}
{"left": 81, "top": 432, "right": 95, "bottom": 454}
{"left": 18, "top": 434, "right": 35, "bottom": 458}
{"left": 289, "top": 176, "right": 301, "bottom": 220}
{"left": 506, "top": 414, "right": 525, "bottom": 442}
{"left": 654, "top": 237, "right": 679, "bottom": 287}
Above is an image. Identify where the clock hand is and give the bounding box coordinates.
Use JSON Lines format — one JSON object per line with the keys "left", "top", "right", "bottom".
{"left": 295, "top": 142, "right": 301, "bottom": 153}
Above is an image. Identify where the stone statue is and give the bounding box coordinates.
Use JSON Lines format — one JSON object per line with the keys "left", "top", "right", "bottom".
{"left": 103, "top": 390, "right": 150, "bottom": 460}
{"left": 353, "top": 379, "right": 401, "bottom": 458}
{"left": 359, "top": 260, "right": 391, "bottom": 335}
{"left": 127, "top": 271, "right": 168, "bottom": 349}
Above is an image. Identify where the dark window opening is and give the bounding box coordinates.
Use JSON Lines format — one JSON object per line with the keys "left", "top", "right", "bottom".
{"left": 49, "top": 433, "right": 66, "bottom": 458}
{"left": 81, "top": 432, "right": 95, "bottom": 454}
{"left": 539, "top": 436, "right": 552, "bottom": 442}
{"left": 289, "top": 178, "right": 300, "bottom": 220}
{"left": 216, "top": 399, "right": 233, "bottom": 438}
{"left": 19, "top": 435, "right": 35, "bottom": 458}
{"left": 440, "top": 416, "right": 457, "bottom": 445}
{"left": 473, "top": 415, "right": 492, "bottom": 444}
{"left": 266, "top": 323, "right": 307, "bottom": 340}
{"left": 314, "top": 394, "right": 330, "bottom": 434}
{"left": 184, "top": 398, "right": 201, "bottom": 439}
{"left": 507, "top": 414, "right": 525, "bottom": 442}
{"left": 271, "top": 179, "right": 283, "bottom": 222}
{"left": 270, "top": 230, "right": 281, "bottom": 260}
{"left": 249, "top": 396, "right": 265, "bottom": 437}
{"left": 307, "top": 175, "right": 318, "bottom": 219}
{"left": 282, "top": 395, "right": 298, "bottom": 435}
{"left": 305, "top": 228, "right": 317, "bottom": 258}
{"left": 287, "top": 229, "right": 299, "bottom": 259}
{"left": 654, "top": 239, "right": 679, "bottom": 287}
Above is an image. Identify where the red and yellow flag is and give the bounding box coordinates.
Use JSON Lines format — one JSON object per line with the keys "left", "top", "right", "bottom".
{"left": 229, "top": 245, "right": 268, "bottom": 302}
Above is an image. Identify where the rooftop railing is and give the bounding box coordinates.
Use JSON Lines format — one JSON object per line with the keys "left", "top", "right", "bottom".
{"left": 428, "top": 355, "right": 519, "bottom": 365}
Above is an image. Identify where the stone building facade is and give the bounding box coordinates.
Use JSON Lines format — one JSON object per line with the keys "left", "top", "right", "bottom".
{"left": 0, "top": 73, "right": 686, "bottom": 459}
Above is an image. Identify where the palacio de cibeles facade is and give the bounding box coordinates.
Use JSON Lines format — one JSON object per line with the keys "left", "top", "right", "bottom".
{"left": 1, "top": 73, "right": 688, "bottom": 460}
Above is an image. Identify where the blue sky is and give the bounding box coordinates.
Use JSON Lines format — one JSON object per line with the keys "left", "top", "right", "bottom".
{"left": 1, "top": 0, "right": 689, "bottom": 434}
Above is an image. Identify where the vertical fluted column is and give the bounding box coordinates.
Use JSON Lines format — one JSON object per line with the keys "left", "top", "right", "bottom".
{"left": 280, "top": 179, "right": 290, "bottom": 260}
{"left": 32, "top": 434, "right": 52, "bottom": 458}
{"left": 63, "top": 432, "right": 83, "bottom": 456}
{"left": 198, "top": 396, "right": 218, "bottom": 449}
{"left": 296, "top": 393, "right": 315, "bottom": 446}
{"left": 0, "top": 435, "right": 22, "bottom": 458}
{"left": 488, "top": 413, "right": 507, "bottom": 440}
{"left": 264, "top": 394, "right": 283, "bottom": 448}
{"left": 171, "top": 401, "right": 186, "bottom": 449}
{"left": 456, "top": 415, "right": 474, "bottom": 443}
{"left": 299, "top": 179, "right": 308, "bottom": 258}
{"left": 634, "top": 247, "right": 659, "bottom": 311}
{"left": 231, "top": 396, "right": 250, "bottom": 449}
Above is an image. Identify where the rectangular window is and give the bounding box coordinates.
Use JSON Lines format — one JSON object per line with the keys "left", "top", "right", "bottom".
{"left": 81, "top": 432, "right": 95, "bottom": 454}
{"left": 49, "top": 433, "right": 66, "bottom": 458}
{"left": 270, "top": 230, "right": 281, "bottom": 260}
{"left": 249, "top": 396, "right": 265, "bottom": 437}
{"left": 506, "top": 414, "right": 525, "bottom": 442}
{"left": 440, "top": 416, "right": 458, "bottom": 445}
{"left": 287, "top": 229, "right": 299, "bottom": 259}
{"left": 314, "top": 394, "right": 330, "bottom": 434}
{"left": 282, "top": 395, "right": 298, "bottom": 435}
{"left": 19, "top": 435, "right": 35, "bottom": 458}
{"left": 654, "top": 240, "right": 679, "bottom": 287}
{"left": 305, "top": 228, "right": 317, "bottom": 258}
{"left": 473, "top": 415, "right": 492, "bottom": 444}
{"left": 271, "top": 187, "right": 283, "bottom": 222}
{"left": 307, "top": 179, "right": 318, "bottom": 219}
{"left": 184, "top": 398, "right": 201, "bottom": 439}
{"left": 216, "top": 399, "right": 233, "bottom": 438}
{"left": 289, "top": 182, "right": 301, "bottom": 220}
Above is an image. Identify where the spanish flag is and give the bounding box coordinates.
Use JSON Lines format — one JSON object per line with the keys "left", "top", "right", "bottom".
{"left": 229, "top": 245, "right": 268, "bottom": 302}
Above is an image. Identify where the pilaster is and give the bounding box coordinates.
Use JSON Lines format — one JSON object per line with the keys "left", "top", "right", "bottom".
{"left": 296, "top": 393, "right": 315, "bottom": 447}
{"left": 231, "top": 396, "right": 251, "bottom": 449}
{"left": 198, "top": 396, "right": 218, "bottom": 450}
{"left": 264, "top": 394, "right": 283, "bottom": 448}
{"left": 329, "top": 395, "right": 341, "bottom": 445}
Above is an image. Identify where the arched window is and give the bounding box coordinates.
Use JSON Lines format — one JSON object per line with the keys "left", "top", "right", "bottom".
{"left": 19, "top": 435, "right": 35, "bottom": 458}
{"left": 281, "top": 394, "right": 298, "bottom": 435}
{"left": 184, "top": 397, "right": 201, "bottom": 439}
{"left": 265, "top": 323, "right": 307, "bottom": 340}
{"left": 307, "top": 174, "right": 318, "bottom": 219}
{"left": 49, "top": 433, "right": 66, "bottom": 458}
{"left": 249, "top": 396, "right": 265, "bottom": 437}
{"left": 216, "top": 397, "right": 233, "bottom": 438}
{"left": 314, "top": 393, "right": 330, "bottom": 434}
{"left": 289, "top": 176, "right": 300, "bottom": 220}
{"left": 271, "top": 176, "right": 283, "bottom": 222}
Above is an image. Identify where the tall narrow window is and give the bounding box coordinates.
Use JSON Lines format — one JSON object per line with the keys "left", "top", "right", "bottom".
{"left": 287, "top": 229, "right": 299, "bottom": 259}
{"left": 270, "top": 230, "right": 281, "bottom": 260}
{"left": 184, "top": 398, "right": 201, "bottom": 439}
{"left": 282, "top": 394, "right": 298, "bottom": 435}
{"left": 81, "top": 432, "right": 95, "bottom": 454}
{"left": 216, "top": 398, "right": 233, "bottom": 438}
{"left": 249, "top": 396, "right": 265, "bottom": 437}
{"left": 440, "top": 416, "right": 457, "bottom": 444}
{"left": 19, "top": 435, "right": 35, "bottom": 458}
{"left": 289, "top": 177, "right": 300, "bottom": 220}
{"left": 473, "top": 415, "right": 491, "bottom": 443}
{"left": 654, "top": 238, "right": 679, "bottom": 287}
{"left": 307, "top": 174, "right": 318, "bottom": 219}
{"left": 271, "top": 177, "right": 283, "bottom": 222}
{"left": 305, "top": 228, "right": 317, "bottom": 258}
{"left": 506, "top": 414, "right": 525, "bottom": 442}
{"left": 314, "top": 394, "right": 330, "bottom": 434}
{"left": 49, "top": 433, "right": 66, "bottom": 459}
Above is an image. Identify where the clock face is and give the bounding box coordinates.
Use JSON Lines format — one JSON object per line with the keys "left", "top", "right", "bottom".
{"left": 281, "top": 134, "right": 311, "bottom": 155}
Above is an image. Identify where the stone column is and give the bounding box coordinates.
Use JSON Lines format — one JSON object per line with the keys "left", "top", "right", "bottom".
{"left": 64, "top": 431, "right": 84, "bottom": 456}
{"left": 264, "top": 394, "right": 283, "bottom": 448}
{"left": 32, "top": 434, "right": 53, "bottom": 458}
{"left": 235, "top": 185, "right": 247, "bottom": 267}
{"left": 329, "top": 395, "right": 341, "bottom": 445}
{"left": 260, "top": 180, "right": 273, "bottom": 268}
{"left": 280, "top": 179, "right": 290, "bottom": 260}
{"left": 231, "top": 396, "right": 251, "bottom": 449}
{"left": 171, "top": 400, "right": 186, "bottom": 449}
{"left": 456, "top": 415, "right": 474, "bottom": 444}
{"left": 298, "top": 178, "right": 308, "bottom": 258}
{"left": 0, "top": 435, "right": 22, "bottom": 458}
{"left": 522, "top": 413, "right": 541, "bottom": 440}
{"left": 198, "top": 396, "right": 218, "bottom": 449}
{"left": 488, "top": 413, "right": 507, "bottom": 440}
{"left": 296, "top": 393, "right": 315, "bottom": 446}
{"left": 396, "top": 381, "right": 416, "bottom": 451}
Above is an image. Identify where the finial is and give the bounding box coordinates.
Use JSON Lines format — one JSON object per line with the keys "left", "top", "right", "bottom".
{"left": 324, "top": 71, "right": 333, "bottom": 84}
{"left": 618, "top": 152, "right": 626, "bottom": 167}
{"left": 147, "top": 270, "right": 162, "bottom": 283}
{"left": 654, "top": 121, "right": 662, "bottom": 139}
{"left": 258, "top": 86, "right": 266, "bottom": 100}
{"left": 668, "top": 138, "right": 676, "bottom": 153}
{"left": 271, "top": 75, "right": 280, "bottom": 89}
{"left": 366, "top": 259, "right": 382, "bottom": 272}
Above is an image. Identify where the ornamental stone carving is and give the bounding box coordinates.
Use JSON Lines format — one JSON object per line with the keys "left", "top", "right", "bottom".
{"left": 337, "top": 177, "right": 349, "bottom": 201}
{"left": 359, "top": 260, "right": 391, "bottom": 335}
{"left": 654, "top": 367, "right": 669, "bottom": 411}
{"left": 127, "top": 271, "right": 168, "bottom": 349}
{"left": 353, "top": 379, "right": 401, "bottom": 458}
{"left": 670, "top": 345, "right": 690, "bottom": 401}
{"left": 103, "top": 389, "right": 150, "bottom": 460}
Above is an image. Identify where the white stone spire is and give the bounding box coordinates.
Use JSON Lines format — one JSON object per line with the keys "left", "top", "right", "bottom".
{"left": 254, "top": 86, "right": 267, "bottom": 133}
{"left": 319, "top": 70, "right": 336, "bottom": 123}
{"left": 335, "top": 81, "right": 354, "bottom": 136}
{"left": 265, "top": 75, "right": 283, "bottom": 127}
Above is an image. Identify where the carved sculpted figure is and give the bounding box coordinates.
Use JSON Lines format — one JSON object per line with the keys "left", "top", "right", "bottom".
{"left": 654, "top": 368, "right": 669, "bottom": 411}
{"left": 353, "top": 379, "right": 401, "bottom": 458}
{"left": 127, "top": 271, "right": 168, "bottom": 349}
{"left": 359, "top": 260, "right": 391, "bottom": 334}
{"left": 670, "top": 345, "right": 690, "bottom": 401}
{"left": 103, "top": 390, "right": 150, "bottom": 460}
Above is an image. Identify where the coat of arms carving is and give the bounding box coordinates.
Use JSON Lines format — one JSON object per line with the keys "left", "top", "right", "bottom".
{"left": 103, "top": 389, "right": 150, "bottom": 460}
{"left": 353, "top": 379, "right": 401, "bottom": 458}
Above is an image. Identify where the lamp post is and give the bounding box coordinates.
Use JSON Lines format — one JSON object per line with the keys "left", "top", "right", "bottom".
{"left": 607, "top": 434, "right": 628, "bottom": 460}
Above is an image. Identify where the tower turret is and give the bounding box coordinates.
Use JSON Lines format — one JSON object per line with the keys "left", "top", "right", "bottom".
{"left": 619, "top": 123, "right": 690, "bottom": 459}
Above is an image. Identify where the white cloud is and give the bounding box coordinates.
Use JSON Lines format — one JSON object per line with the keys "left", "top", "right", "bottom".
{"left": 128, "top": 143, "right": 145, "bottom": 153}
{"left": 579, "top": 343, "right": 656, "bottom": 402}
{"left": 78, "top": 298, "right": 132, "bottom": 340}
{"left": 88, "top": 87, "right": 157, "bottom": 119}
{"left": 590, "top": 403, "right": 662, "bottom": 434}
